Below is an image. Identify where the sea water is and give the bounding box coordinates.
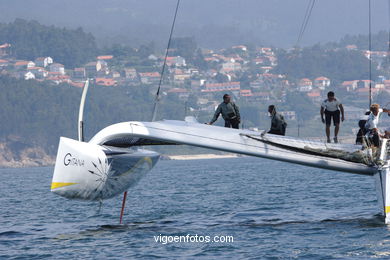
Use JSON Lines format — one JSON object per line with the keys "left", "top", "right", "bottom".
{"left": 0, "top": 157, "right": 389, "bottom": 259}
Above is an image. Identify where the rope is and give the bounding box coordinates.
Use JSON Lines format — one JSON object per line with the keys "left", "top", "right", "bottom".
{"left": 151, "top": 0, "right": 181, "bottom": 121}
{"left": 368, "top": 0, "right": 372, "bottom": 107}
{"left": 296, "top": 0, "right": 316, "bottom": 47}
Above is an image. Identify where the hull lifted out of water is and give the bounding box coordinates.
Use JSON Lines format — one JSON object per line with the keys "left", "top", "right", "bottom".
{"left": 88, "top": 117, "right": 390, "bottom": 223}
{"left": 51, "top": 114, "right": 390, "bottom": 224}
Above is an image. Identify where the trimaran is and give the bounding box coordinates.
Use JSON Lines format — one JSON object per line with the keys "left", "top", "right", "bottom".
{"left": 51, "top": 80, "right": 390, "bottom": 224}
{"left": 50, "top": 0, "right": 390, "bottom": 224}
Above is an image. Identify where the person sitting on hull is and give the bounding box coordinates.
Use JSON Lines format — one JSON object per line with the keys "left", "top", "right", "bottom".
{"left": 267, "top": 105, "right": 287, "bottom": 136}
{"left": 365, "top": 104, "right": 390, "bottom": 147}
{"left": 320, "top": 91, "right": 344, "bottom": 143}
{"left": 208, "top": 94, "right": 241, "bottom": 129}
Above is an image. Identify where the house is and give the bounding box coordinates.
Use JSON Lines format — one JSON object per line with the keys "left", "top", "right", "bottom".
{"left": 202, "top": 82, "right": 241, "bottom": 93}
{"left": 24, "top": 71, "right": 35, "bottom": 80}
{"left": 139, "top": 72, "right": 161, "bottom": 84}
{"left": 346, "top": 45, "right": 358, "bottom": 51}
{"left": 14, "top": 60, "right": 35, "bottom": 70}
{"left": 232, "top": 45, "right": 247, "bottom": 52}
{"left": 49, "top": 63, "right": 65, "bottom": 75}
{"left": 73, "top": 68, "right": 86, "bottom": 79}
{"left": 123, "top": 68, "right": 137, "bottom": 79}
{"left": 221, "top": 61, "right": 241, "bottom": 72}
{"left": 69, "top": 81, "right": 85, "bottom": 88}
{"left": 279, "top": 111, "right": 296, "bottom": 120}
{"left": 46, "top": 74, "right": 71, "bottom": 84}
{"left": 167, "top": 88, "right": 190, "bottom": 100}
{"left": 251, "top": 92, "right": 270, "bottom": 101}
{"left": 384, "top": 80, "right": 390, "bottom": 89}
{"left": 314, "top": 76, "right": 330, "bottom": 90}
{"left": 148, "top": 54, "right": 158, "bottom": 61}
{"left": 307, "top": 90, "right": 322, "bottom": 102}
{"left": 298, "top": 78, "right": 313, "bottom": 92}
{"left": 0, "top": 43, "right": 11, "bottom": 56}
{"left": 341, "top": 80, "right": 358, "bottom": 91}
{"left": 97, "top": 55, "right": 113, "bottom": 61}
{"left": 110, "top": 71, "right": 121, "bottom": 78}
{"left": 165, "top": 56, "right": 186, "bottom": 67}
{"left": 240, "top": 89, "right": 253, "bottom": 97}
{"left": 0, "top": 59, "right": 9, "bottom": 67}
{"left": 34, "top": 57, "right": 53, "bottom": 67}
{"left": 85, "top": 61, "right": 102, "bottom": 77}
{"left": 95, "top": 78, "right": 117, "bottom": 87}
{"left": 173, "top": 71, "right": 191, "bottom": 84}
{"left": 28, "top": 67, "right": 48, "bottom": 78}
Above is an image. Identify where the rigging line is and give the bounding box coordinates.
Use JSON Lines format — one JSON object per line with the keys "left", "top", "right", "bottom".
{"left": 296, "top": 0, "right": 311, "bottom": 47}
{"left": 151, "top": 0, "right": 181, "bottom": 122}
{"left": 296, "top": 0, "right": 316, "bottom": 47}
{"left": 300, "top": 0, "right": 316, "bottom": 44}
{"left": 388, "top": 0, "right": 390, "bottom": 66}
{"left": 369, "top": 0, "right": 372, "bottom": 107}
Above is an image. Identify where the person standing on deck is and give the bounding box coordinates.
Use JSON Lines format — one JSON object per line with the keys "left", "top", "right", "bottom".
{"left": 267, "top": 105, "right": 287, "bottom": 136}
{"left": 320, "top": 91, "right": 345, "bottom": 143}
{"left": 208, "top": 94, "right": 240, "bottom": 129}
{"left": 365, "top": 104, "right": 390, "bottom": 147}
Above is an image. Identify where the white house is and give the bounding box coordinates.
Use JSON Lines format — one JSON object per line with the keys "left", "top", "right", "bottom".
{"left": 49, "top": 63, "right": 65, "bottom": 75}
{"left": 298, "top": 78, "right": 313, "bottom": 92}
{"left": 314, "top": 76, "right": 331, "bottom": 90}
{"left": 24, "top": 71, "right": 35, "bottom": 80}
{"left": 35, "top": 57, "right": 53, "bottom": 67}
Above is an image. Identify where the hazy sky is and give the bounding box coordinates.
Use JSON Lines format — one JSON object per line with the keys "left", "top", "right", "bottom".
{"left": 0, "top": 0, "right": 388, "bottom": 48}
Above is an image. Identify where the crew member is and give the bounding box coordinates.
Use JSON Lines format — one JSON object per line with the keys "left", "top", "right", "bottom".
{"left": 320, "top": 91, "right": 344, "bottom": 143}
{"left": 267, "top": 105, "right": 287, "bottom": 136}
{"left": 208, "top": 94, "right": 240, "bottom": 129}
{"left": 365, "top": 104, "right": 390, "bottom": 147}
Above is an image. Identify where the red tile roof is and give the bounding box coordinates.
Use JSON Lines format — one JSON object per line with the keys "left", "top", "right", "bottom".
{"left": 95, "top": 78, "right": 117, "bottom": 86}
{"left": 97, "top": 55, "right": 113, "bottom": 60}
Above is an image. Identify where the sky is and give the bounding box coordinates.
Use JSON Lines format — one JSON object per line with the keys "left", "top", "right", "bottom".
{"left": 0, "top": 0, "right": 388, "bottom": 48}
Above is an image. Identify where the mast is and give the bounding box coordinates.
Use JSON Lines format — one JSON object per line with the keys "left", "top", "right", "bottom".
{"left": 368, "top": 0, "right": 372, "bottom": 107}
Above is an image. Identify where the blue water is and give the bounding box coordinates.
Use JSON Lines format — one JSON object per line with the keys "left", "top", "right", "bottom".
{"left": 1, "top": 157, "right": 390, "bottom": 259}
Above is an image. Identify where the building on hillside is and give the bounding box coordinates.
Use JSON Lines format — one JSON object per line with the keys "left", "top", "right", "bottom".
{"left": 139, "top": 72, "right": 161, "bottom": 84}
{"left": 123, "top": 68, "right": 137, "bottom": 79}
{"left": 0, "top": 59, "right": 9, "bottom": 67}
{"left": 314, "top": 76, "right": 330, "bottom": 90}
{"left": 85, "top": 61, "right": 102, "bottom": 77}
{"left": 250, "top": 92, "right": 270, "bottom": 101}
{"left": 28, "top": 67, "right": 48, "bottom": 79}
{"left": 167, "top": 88, "right": 190, "bottom": 100}
{"left": 279, "top": 111, "right": 296, "bottom": 120}
{"left": 341, "top": 80, "right": 358, "bottom": 91}
{"left": 221, "top": 61, "right": 241, "bottom": 72}
{"left": 307, "top": 90, "right": 322, "bottom": 102}
{"left": 201, "top": 81, "right": 241, "bottom": 93}
{"left": 73, "top": 67, "right": 86, "bottom": 79}
{"left": 24, "top": 71, "right": 35, "bottom": 80}
{"left": 34, "top": 57, "right": 53, "bottom": 67}
{"left": 240, "top": 89, "right": 253, "bottom": 97}
{"left": 0, "top": 43, "right": 11, "bottom": 56}
{"left": 49, "top": 63, "right": 65, "bottom": 75}
{"left": 165, "top": 56, "right": 186, "bottom": 67}
{"left": 232, "top": 45, "right": 247, "bottom": 52}
{"left": 97, "top": 55, "right": 113, "bottom": 61}
{"left": 95, "top": 77, "right": 117, "bottom": 87}
{"left": 14, "top": 60, "right": 35, "bottom": 70}
{"left": 298, "top": 78, "right": 313, "bottom": 92}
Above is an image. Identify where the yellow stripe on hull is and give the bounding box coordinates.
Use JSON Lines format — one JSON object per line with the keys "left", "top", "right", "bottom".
{"left": 51, "top": 182, "right": 77, "bottom": 190}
